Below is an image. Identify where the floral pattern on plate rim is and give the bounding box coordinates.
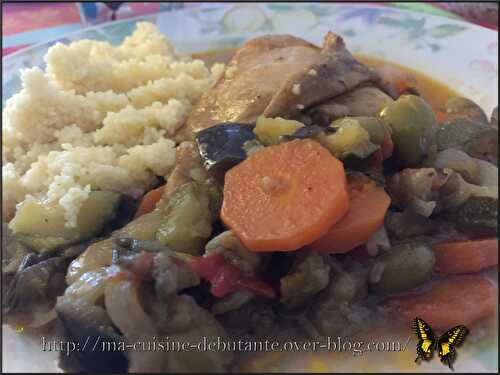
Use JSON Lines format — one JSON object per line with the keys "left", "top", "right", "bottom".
{"left": 1, "top": 4, "right": 498, "bottom": 372}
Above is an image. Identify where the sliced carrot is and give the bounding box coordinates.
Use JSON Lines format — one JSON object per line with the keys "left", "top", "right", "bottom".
{"left": 221, "top": 139, "right": 349, "bottom": 252}
{"left": 310, "top": 177, "right": 391, "bottom": 254}
{"left": 135, "top": 184, "right": 165, "bottom": 218}
{"left": 384, "top": 276, "right": 496, "bottom": 330}
{"left": 433, "top": 239, "right": 498, "bottom": 274}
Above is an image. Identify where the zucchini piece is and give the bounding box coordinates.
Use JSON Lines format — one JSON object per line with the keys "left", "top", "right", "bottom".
{"left": 114, "top": 210, "right": 162, "bottom": 241}
{"left": 9, "top": 191, "right": 121, "bottom": 253}
{"left": 453, "top": 196, "right": 497, "bottom": 236}
{"left": 280, "top": 253, "right": 330, "bottom": 309}
{"left": 253, "top": 116, "right": 305, "bottom": 146}
{"left": 385, "top": 210, "right": 435, "bottom": 239}
{"left": 156, "top": 182, "right": 213, "bottom": 255}
{"left": 322, "top": 117, "right": 379, "bottom": 159}
{"left": 436, "top": 118, "right": 492, "bottom": 151}
{"left": 369, "top": 242, "right": 435, "bottom": 295}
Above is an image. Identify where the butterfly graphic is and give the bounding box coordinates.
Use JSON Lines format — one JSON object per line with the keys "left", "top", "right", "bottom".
{"left": 412, "top": 317, "right": 469, "bottom": 370}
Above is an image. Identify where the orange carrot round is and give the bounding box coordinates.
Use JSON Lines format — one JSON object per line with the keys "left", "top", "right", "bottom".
{"left": 221, "top": 139, "right": 349, "bottom": 252}
{"left": 135, "top": 184, "right": 165, "bottom": 218}
{"left": 433, "top": 239, "right": 498, "bottom": 274}
{"left": 310, "top": 177, "right": 391, "bottom": 254}
{"left": 384, "top": 276, "right": 496, "bottom": 330}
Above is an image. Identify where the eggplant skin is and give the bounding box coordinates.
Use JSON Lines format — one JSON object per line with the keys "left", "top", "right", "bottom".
{"left": 195, "top": 122, "right": 257, "bottom": 182}
{"left": 57, "top": 300, "right": 128, "bottom": 373}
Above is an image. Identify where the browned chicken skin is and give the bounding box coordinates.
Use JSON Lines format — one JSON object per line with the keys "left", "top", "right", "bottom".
{"left": 175, "top": 35, "right": 320, "bottom": 141}
{"left": 175, "top": 32, "right": 395, "bottom": 141}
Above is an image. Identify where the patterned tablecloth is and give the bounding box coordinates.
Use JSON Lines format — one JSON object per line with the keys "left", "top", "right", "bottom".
{"left": 2, "top": 2, "right": 498, "bottom": 57}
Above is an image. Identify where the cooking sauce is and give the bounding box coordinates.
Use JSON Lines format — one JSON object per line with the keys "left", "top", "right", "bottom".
{"left": 193, "top": 48, "right": 459, "bottom": 111}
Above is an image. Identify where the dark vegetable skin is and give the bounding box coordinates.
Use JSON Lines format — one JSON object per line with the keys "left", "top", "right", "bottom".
{"left": 196, "top": 122, "right": 257, "bottom": 182}
{"left": 452, "top": 196, "right": 498, "bottom": 236}
{"left": 57, "top": 299, "right": 127, "bottom": 373}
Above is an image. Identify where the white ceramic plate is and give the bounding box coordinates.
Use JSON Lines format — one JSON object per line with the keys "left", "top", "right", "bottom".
{"left": 2, "top": 3, "right": 498, "bottom": 373}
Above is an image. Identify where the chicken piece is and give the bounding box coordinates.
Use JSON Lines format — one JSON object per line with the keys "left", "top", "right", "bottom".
{"left": 308, "top": 86, "right": 394, "bottom": 126}
{"left": 263, "top": 32, "right": 383, "bottom": 119}
{"left": 175, "top": 35, "right": 320, "bottom": 141}
{"left": 176, "top": 32, "right": 395, "bottom": 141}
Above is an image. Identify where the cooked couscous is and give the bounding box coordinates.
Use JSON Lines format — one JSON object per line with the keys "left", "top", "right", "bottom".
{"left": 2, "top": 22, "right": 224, "bottom": 227}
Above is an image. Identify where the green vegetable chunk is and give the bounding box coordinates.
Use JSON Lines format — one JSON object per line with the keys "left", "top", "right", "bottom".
{"left": 253, "top": 116, "right": 305, "bottom": 146}
{"left": 435, "top": 118, "right": 485, "bottom": 150}
{"left": 385, "top": 210, "right": 435, "bottom": 239}
{"left": 156, "top": 182, "right": 214, "bottom": 255}
{"left": 465, "top": 128, "right": 498, "bottom": 165}
{"left": 369, "top": 242, "right": 435, "bottom": 294}
{"left": 322, "top": 117, "right": 380, "bottom": 159}
{"left": 280, "top": 252, "right": 330, "bottom": 308}
{"left": 453, "top": 196, "right": 498, "bottom": 236}
{"left": 445, "top": 97, "right": 489, "bottom": 124}
{"left": 435, "top": 118, "right": 497, "bottom": 164}
{"left": 9, "top": 191, "right": 121, "bottom": 253}
{"left": 115, "top": 211, "right": 163, "bottom": 240}
{"left": 379, "top": 95, "right": 435, "bottom": 166}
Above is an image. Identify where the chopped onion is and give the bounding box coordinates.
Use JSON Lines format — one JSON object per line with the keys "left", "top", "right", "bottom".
{"left": 365, "top": 226, "right": 391, "bottom": 257}
{"left": 104, "top": 278, "right": 163, "bottom": 372}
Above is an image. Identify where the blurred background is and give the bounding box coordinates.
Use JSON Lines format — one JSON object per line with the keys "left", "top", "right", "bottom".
{"left": 2, "top": 2, "right": 498, "bottom": 57}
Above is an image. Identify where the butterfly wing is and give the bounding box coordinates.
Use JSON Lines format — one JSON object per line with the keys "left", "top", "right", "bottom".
{"left": 412, "top": 317, "right": 437, "bottom": 362}
{"left": 437, "top": 325, "right": 469, "bottom": 369}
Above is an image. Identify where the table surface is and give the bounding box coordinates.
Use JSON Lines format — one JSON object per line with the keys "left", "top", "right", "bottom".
{"left": 2, "top": 2, "right": 498, "bottom": 57}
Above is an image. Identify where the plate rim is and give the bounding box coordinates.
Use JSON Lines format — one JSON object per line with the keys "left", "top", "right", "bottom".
{"left": 2, "top": 2, "right": 498, "bottom": 64}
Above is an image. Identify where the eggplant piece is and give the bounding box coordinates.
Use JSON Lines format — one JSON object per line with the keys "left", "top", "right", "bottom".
{"left": 195, "top": 122, "right": 258, "bottom": 182}
{"left": 56, "top": 298, "right": 127, "bottom": 373}
{"left": 2, "top": 225, "right": 88, "bottom": 326}
{"left": 2, "top": 223, "right": 31, "bottom": 275}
